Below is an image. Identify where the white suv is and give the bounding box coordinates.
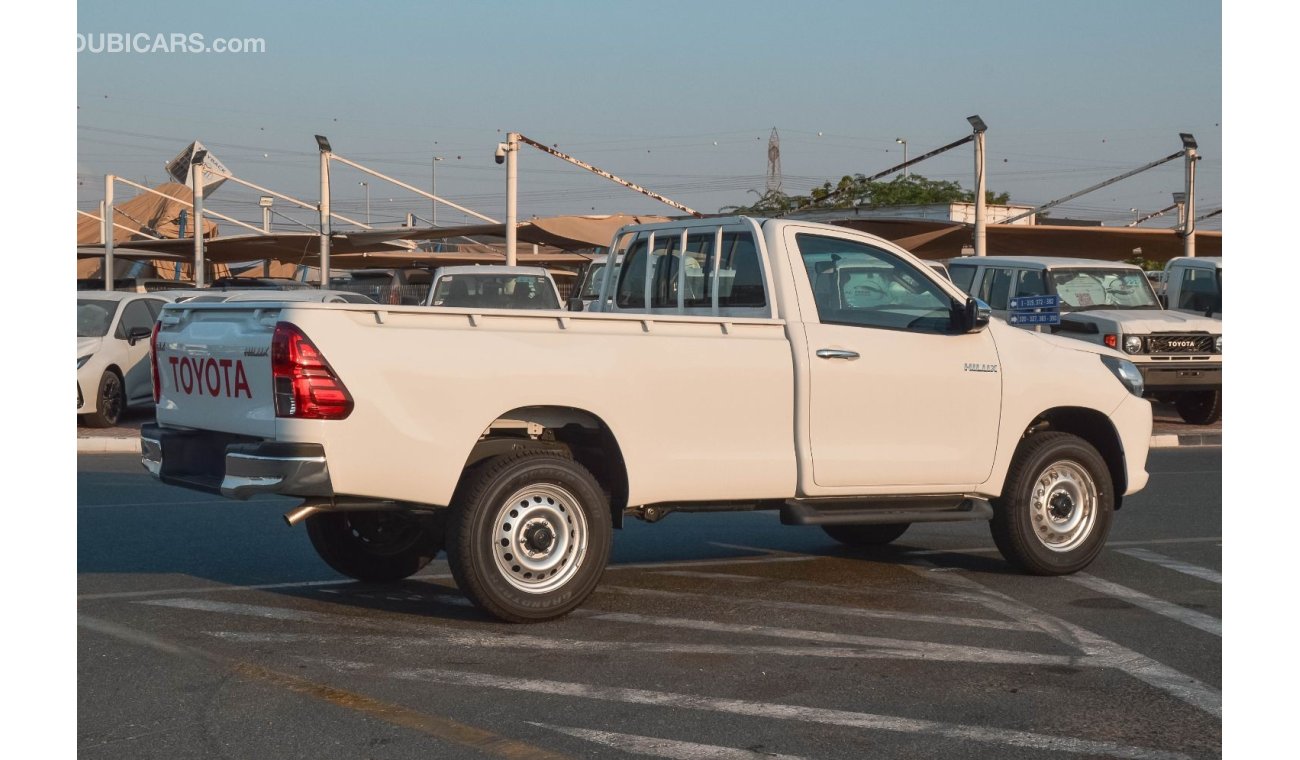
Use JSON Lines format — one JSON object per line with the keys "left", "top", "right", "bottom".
{"left": 947, "top": 256, "right": 1222, "bottom": 424}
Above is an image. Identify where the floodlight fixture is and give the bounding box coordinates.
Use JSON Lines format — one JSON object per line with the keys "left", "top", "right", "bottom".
{"left": 315, "top": 134, "right": 332, "bottom": 152}
{"left": 1179, "top": 133, "right": 1197, "bottom": 150}
{"left": 967, "top": 115, "right": 988, "bottom": 133}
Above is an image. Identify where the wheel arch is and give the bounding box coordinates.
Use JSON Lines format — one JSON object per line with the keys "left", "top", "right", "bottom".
{"left": 463, "top": 405, "right": 630, "bottom": 528}
{"left": 1020, "top": 406, "right": 1127, "bottom": 509}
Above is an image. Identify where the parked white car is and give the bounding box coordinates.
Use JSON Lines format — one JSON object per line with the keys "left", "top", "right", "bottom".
{"left": 77, "top": 291, "right": 176, "bottom": 427}
{"left": 425, "top": 265, "right": 563, "bottom": 310}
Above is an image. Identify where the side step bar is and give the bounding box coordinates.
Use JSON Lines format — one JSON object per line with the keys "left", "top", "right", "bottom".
{"left": 780, "top": 495, "right": 994, "bottom": 526}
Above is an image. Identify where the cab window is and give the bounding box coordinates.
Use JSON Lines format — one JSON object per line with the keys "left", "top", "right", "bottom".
{"left": 1015, "top": 269, "right": 1049, "bottom": 298}
{"left": 619, "top": 230, "right": 765, "bottom": 312}
{"left": 977, "top": 268, "right": 1014, "bottom": 310}
{"left": 796, "top": 234, "right": 954, "bottom": 334}
{"left": 115, "top": 300, "right": 156, "bottom": 339}
{"left": 948, "top": 263, "right": 977, "bottom": 293}
{"left": 1178, "top": 267, "right": 1221, "bottom": 313}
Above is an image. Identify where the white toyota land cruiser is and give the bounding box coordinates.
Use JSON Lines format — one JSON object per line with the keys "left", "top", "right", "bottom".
{"left": 947, "top": 256, "right": 1222, "bottom": 424}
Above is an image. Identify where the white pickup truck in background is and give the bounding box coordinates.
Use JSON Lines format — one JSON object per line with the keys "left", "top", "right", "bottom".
{"left": 142, "top": 217, "right": 1152, "bottom": 622}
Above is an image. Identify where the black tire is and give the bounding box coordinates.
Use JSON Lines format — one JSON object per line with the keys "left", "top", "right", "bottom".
{"left": 822, "top": 523, "right": 911, "bottom": 547}
{"left": 447, "top": 450, "right": 611, "bottom": 623}
{"left": 306, "top": 510, "right": 444, "bottom": 582}
{"left": 990, "top": 432, "right": 1114, "bottom": 575}
{"left": 1174, "top": 390, "right": 1221, "bottom": 425}
{"left": 82, "top": 371, "right": 125, "bottom": 428}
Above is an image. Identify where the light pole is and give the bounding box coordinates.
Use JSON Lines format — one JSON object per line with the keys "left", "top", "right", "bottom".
{"left": 1180, "top": 133, "right": 1198, "bottom": 257}
{"left": 1172, "top": 191, "right": 1187, "bottom": 229}
{"left": 103, "top": 175, "right": 115, "bottom": 291}
{"left": 358, "top": 181, "right": 370, "bottom": 225}
{"left": 498, "top": 134, "right": 520, "bottom": 266}
{"left": 431, "top": 156, "right": 443, "bottom": 226}
{"left": 259, "top": 196, "right": 274, "bottom": 277}
{"left": 896, "top": 138, "right": 908, "bottom": 178}
{"left": 316, "top": 134, "right": 332, "bottom": 288}
{"left": 1130, "top": 208, "right": 1139, "bottom": 224}
{"left": 967, "top": 115, "right": 988, "bottom": 256}
{"left": 191, "top": 149, "right": 208, "bottom": 288}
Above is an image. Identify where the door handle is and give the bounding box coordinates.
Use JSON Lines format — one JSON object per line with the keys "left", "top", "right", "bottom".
{"left": 816, "top": 348, "right": 860, "bottom": 360}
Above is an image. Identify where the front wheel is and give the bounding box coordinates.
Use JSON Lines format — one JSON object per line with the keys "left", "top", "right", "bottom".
{"left": 447, "top": 451, "right": 611, "bottom": 623}
{"left": 990, "top": 432, "right": 1113, "bottom": 575}
{"left": 82, "top": 371, "right": 124, "bottom": 428}
{"left": 1174, "top": 390, "right": 1221, "bottom": 425}
{"left": 306, "top": 510, "right": 444, "bottom": 582}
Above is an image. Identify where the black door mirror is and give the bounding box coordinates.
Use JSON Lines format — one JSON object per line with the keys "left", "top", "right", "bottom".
{"left": 126, "top": 326, "right": 153, "bottom": 345}
{"left": 567, "top": 297, "right": 585, "bottom": 312}
{"left": 957, "top": 297, "right": 991, "bottom": 333}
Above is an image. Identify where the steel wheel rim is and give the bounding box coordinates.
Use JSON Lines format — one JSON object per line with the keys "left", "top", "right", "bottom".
{"left": 491, "top": 484, "right": 588, "bottom": 594}
{"left": 101, "top": 374, "right": 123, "bottom": 423}
{"left": 1030, "top": 459, "right": 1097, "bottom": 553}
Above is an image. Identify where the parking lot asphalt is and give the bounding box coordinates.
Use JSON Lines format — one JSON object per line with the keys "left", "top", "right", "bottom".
{"left": 79, "top": 448, "right": 1221, "bottom": 759}
{"left": 77, "top": 401, "right": 1222, "bottom": 452}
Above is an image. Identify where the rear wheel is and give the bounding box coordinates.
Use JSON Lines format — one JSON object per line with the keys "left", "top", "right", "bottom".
{"left": 82, "top": 371, "right": 124, "bottom": 428}
{"left": 822, "top": 523, "right": 910, "bottom": 547}
{"left": 306, "top": 510, "right": 444, "bottom": 582}
{"left": 447, "top": 450, "right": 611, "bottom": 623}
{"left": 990, "top": 432, "right": 1113, "bottom": 575}
{"left": 1174, "top": 390, "right": 1221, "bottom": 425}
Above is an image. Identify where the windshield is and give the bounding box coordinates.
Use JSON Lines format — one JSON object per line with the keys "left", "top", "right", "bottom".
{"left": 1050, "top": 269, "right": 1161, "bottom": 311}
{"left": 579, "top": 263, "right": 620, "bottom": 299}
{"left": 430, "top": 274, "right": 560, "bottom": 310}
{"left": 77, "top": 299, "right": 118, "bottom": 337}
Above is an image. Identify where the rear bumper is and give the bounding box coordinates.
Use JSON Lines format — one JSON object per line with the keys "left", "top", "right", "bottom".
{"left": 141, "top": 423, "right": 333, "bottom": 500}
{"left": 1138, "top": 361, "right": 1221, "bottom": 391}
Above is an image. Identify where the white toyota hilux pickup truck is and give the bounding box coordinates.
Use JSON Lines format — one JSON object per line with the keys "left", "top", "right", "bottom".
{"left": 142, "top": 217, "right": 1152, "bottom": 622}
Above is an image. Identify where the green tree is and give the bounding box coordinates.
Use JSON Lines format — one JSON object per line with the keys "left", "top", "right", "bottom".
{"left": 722, "top": 173, "right": 1009, "bottom": 215}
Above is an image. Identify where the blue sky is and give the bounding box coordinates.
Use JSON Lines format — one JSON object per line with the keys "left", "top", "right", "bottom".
{"left": 77, "top": 0, "right": 1222, "bottom": 230}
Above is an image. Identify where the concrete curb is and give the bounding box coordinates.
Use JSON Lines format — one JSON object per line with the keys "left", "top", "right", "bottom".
{"left": 1149, "top": 433, "right": 1221, "bottom": 448}
{"left": 79, "top": 433, "right": 1219, "bottom": 453}
{"left": 77, "top": 436, "right": 142, "bottom": 453}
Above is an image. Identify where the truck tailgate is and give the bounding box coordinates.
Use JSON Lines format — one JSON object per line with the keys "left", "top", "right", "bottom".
{"left": 154, "top": 305, "right": 279, "bottom": 438}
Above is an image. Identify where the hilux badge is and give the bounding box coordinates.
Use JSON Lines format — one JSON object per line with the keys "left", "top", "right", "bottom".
{"left": 964, "top": 362, "right": 998, "bottom": 373}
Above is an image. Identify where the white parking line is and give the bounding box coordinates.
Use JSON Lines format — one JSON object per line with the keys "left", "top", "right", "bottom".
{"left": 527, "top": 722, "right": 807, "bottom": 760}
{"left": 584, "top": 611, "right": 1080, "bottom": 668}
{"left": 602, "top": 585, "right": 1033, "bottom": 632}
{"left": 79, "top": 556, "right": 815, "bottom": 602}
{"left": 77, "top": 573, "right": 451, "bottom": 602}
{"left": 653, "top": 570, "right": 765, "bottom": 582}
{"left": 904, "top": 566, "right": 1221, "bottom": 717}
{"left": 1064, "top": 574, "right": 1222, "bottom": 637}
{"left": 902, "top": 536, "right": 1223, "bottom": 557}
{"left": 140, "top": 598, "right": 340, "bottom": 622}
{"left": 364, "top": 665, "right": 1190, "bottom": 760}
{"left": 203, "top": 630, "right": 958, "bottom": 663}
{"left": 1115, "top": 548, "right": 1221, "bottom": 584}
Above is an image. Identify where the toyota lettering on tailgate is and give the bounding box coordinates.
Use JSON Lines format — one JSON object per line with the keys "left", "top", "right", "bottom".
{"left": 167, "top": 355, "right": 253, "bottom": 398}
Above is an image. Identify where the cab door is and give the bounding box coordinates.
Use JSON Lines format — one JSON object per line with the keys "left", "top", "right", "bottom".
{"left": 787, "top": 228, "right": 1002, "bottom": 488}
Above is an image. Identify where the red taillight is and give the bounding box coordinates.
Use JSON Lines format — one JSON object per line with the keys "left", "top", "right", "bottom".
{"left": 150, "top": 321, "right": 163, "bottom": 403}
{"left": 1103, "top": 334, "right": 1118, "bottom": 349}
{"left": 271, "top": 322, "right": 354, "bottom": 419}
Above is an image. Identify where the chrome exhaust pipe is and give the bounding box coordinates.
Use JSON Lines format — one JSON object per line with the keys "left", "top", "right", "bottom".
{"left": 283, "top": 504, "right": 323, "bottom": 527}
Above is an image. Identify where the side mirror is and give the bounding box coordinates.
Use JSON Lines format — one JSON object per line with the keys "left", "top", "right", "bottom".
{"left": 126, "top": 326, "right": 153, "bottom": 345}
{"left": 567, "top": 297, "right": 585, "bottom": 312}
{"left": 958, "top": 297, "right": 991, "bottom": 333}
